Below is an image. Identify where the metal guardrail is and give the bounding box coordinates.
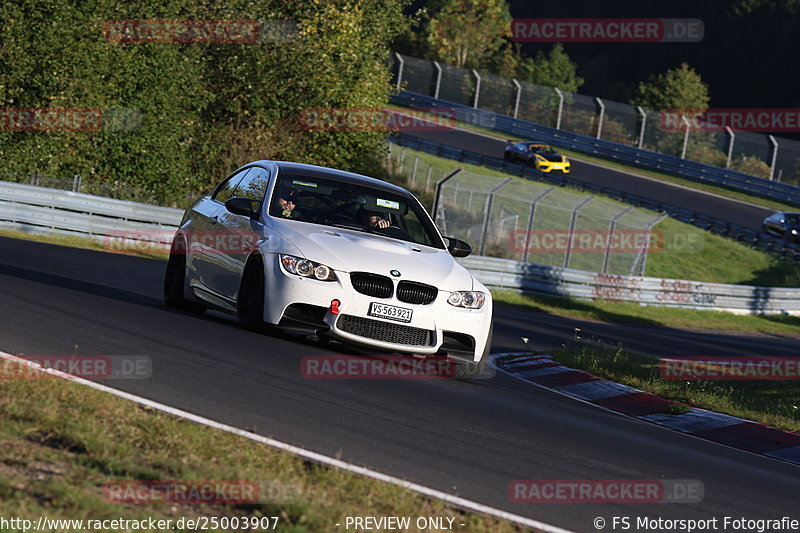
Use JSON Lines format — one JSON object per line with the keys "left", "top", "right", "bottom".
{"left": 1, "top": 181, "right": 796, "bottom": 314}
{"left": 0, "top": 181, "right": 182, "bottom": 245}
{"left": 391, "top": 133, "right": 800, "bottom": 262}
{"left": 458, "top": 255, "right": 800, "bottom": 315}
{"left": 392, "top": 91, "right": 800, "bottom": 208}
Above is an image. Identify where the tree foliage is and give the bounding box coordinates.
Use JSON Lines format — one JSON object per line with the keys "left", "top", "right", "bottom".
{"left": 0, "top": 0, "right": 410, "bottom": 205}
{"left": 630, "top": 63, "right": 710, "bottom": 111}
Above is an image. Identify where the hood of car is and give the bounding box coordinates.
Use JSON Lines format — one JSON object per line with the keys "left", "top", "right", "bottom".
{"left": 539, "top": 151, "right": 564, "bottom": 162}
{"left": 270, "top": 221, "right": 475, "bottom": 290}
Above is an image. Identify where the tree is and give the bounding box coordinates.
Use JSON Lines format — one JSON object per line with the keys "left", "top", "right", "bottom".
{"left": 519, "top": 43, "right": 584, "bottom": 93}
{"left": 631, "top": 63, "right": 710, "bottom": 111}
{"left": 424, "top": 0, "right": 511, "bottom": 69}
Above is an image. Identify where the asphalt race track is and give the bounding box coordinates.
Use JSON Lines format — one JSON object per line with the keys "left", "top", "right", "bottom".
{"left": 400, "top": 126, "right": 774, "bottom": 231}
{"left": 2, "top": 237, "right": 799, "bottom": 532}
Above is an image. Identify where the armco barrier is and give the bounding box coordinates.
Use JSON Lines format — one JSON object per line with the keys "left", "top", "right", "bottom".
{"left": 391, "top": 133, "right": 800, "bottom": 261}
{"left": 1, "top": 181, "right": 796, "bottom": 314}
{"left": 392, "top": 91, "right": 800, "bottom": 207}
{"left": 0, "top": 181, "right": 182, "bottom": 244}
{"left": 458, "top": 255, "right": 800, "bottom": 315}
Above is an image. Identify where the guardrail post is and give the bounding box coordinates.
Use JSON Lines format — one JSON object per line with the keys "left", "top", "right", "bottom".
{"left": 554, "top": 88, "right": 564, "bottom": 129}
{"left": 680, "top": 115, "right": 690, "bottom": 159}
{"left": 769, "top": 135, "right": 778, "bottom": 181}
{"left": 73, "top": 174, "right": 81, "bottom": 192}
{"left": 472, "top": 69, "right": 481, "bottom": 108}
{"left": 512, "top": 79, "right": 522, "bottom": 119}
{"left": 636, "top": 106, "right": 646, "bottom": 149}
{"left": 725, "top": 126, "right": 735, "bottom": 169}
{"left": 479, "top": 178, "right": 512, "bottom": 256}
{"left": 563, "top": 196, "right": 593, "bottom": 268}
{"left": 595, "top": 97, "right": 605, "bottom": 139}
{"left": 602, "top": 206, "right": 633, "bottom": 273}
{"left": 522, "top": 188, "right": 554, "bottom": 262}
{"left": 394, "top": 52, "right": 405, "bottom": 92}
{"left": 433, "top": 61, "right": 442, "bottom": 99}
{"left": 431, "top": 167, "right": 462, "bottom": 228}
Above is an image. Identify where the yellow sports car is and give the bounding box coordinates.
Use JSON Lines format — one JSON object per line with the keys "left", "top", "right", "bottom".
{"left": 504, "top": 141, "right": 571, "bottom": 173}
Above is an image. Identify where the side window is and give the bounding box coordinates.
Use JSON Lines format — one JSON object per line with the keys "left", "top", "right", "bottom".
{"left": 212, "top": 168, "right": 249, "bottom": 204}
{"left": 232, "top": 166, "right": 270, "bottom": 203}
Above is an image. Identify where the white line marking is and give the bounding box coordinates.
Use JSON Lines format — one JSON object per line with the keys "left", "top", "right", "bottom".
{"left": 0, "top": 350, "right": 576, "bottom": 533}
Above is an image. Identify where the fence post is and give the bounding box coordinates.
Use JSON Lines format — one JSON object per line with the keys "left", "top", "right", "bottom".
{"left": 636, "top": 106, "right": 646, "bottom": 149}
{"left": 681, "top": 116, "right": 690, "bottom": 159}
{"left": 479, "top": 178, "right": 512, "bottom": 256}
{"left": 725, "top": 126, "right": 735, "bottom": 169}
{"left": 554, "top": 88, "right": 564, "bottom": 130}
{"left": 394, "top": 52, "right": 404, "bottom": 92}
{"left": 399, "top": 149, "right": 406, "bottom": 173}
{"left": 595, "top": 97, "right": 605, "bottom": 139}
{"left": 426, "top": 166, "right": 432, "bottom": 191}
{"left": 433, "top": 61, "right": 442, "bottom": 99}
{"left": 522, "top": 188, "right": 554, "bottom": 262}
{"left": 73, "top": 174, "right": 81, "bottom": 192}
{"left": 769, "top": 135, "right": 778, "bottom": 181}
{"left": 563, "top": 197, "right": 593, "bottom": 268}
{"left": 431, "top": 167, "right": 462, "bottom": 228}
{"left": 411, "top": 156, "right": 419, "bottom": 186}
{"left": 472, "top": 69, "right": 481, "bottom": 108}
{"left": 512, "top": 79, "right": 522, "bottom": 119}
{"left": 602, "top": 206, "right": 633, "bottom": 273}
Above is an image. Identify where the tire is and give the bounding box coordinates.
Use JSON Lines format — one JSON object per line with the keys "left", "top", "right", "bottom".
{"left": 453, "top": 323, "right": 493, "bottom": 380}
{"left": 164, "top": 237, "right": 205, "bottom": 314}
{"left": 237, "top": 255, "right": 265, "bottom": 331}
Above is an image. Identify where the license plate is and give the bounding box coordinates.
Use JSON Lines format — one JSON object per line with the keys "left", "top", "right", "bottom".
{"left": 368, "top": 302, "right": 412, "bottom": 323}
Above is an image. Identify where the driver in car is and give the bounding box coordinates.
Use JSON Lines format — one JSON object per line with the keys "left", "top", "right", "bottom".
{"left": 358, "top": 209, "right": 390, "bottom": 229}
{"left": 275, "top": 191, "right": 301, "bottom": 219}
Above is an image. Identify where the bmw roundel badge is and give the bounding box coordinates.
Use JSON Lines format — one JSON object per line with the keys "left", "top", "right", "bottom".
{"left": 390, "top": 269, "right": 401, "bottom": 277}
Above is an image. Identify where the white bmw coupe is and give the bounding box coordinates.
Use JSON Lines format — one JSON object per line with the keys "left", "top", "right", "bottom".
{"left": 164, "top": 161, "right": 493, "bottom": 379}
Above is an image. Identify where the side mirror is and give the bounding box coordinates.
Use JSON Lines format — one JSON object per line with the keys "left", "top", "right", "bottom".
{"left": 225, "top": 197, "right": 258, "bottom": 218}
{"left": 445, "top": 236, "right": 472, "bottom": 258}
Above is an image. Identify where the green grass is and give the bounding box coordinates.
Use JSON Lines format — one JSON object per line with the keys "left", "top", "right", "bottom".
{"left": 0, "top": 366, "right": 524, "bottom": 532}
{"left": 548, "top": 345, "right": 800, "bottom": 433}
{"left": 387, "top": 104, "right": 800, "bottom": 213}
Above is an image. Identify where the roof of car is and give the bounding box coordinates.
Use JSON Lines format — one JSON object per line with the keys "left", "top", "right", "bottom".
{"left": 249, "top": 160, "right": 413, "bottom": 198}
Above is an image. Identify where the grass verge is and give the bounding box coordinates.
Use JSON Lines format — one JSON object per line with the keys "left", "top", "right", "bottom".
{"left": 551, "top": 345, "right": 800, "bottom": 433}
{"left": 387, "top": 104, "right": 799, "bottom": 213}
{"left": 0, "top": 364, "right": 523, "bottom": 532}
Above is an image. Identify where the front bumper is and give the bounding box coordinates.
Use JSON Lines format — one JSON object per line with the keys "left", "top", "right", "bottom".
{"left": 261, "top": 255, "right": 492, "bottom": 361}
{"left": 537, "top": 161, "right": 571, "bottom": 173}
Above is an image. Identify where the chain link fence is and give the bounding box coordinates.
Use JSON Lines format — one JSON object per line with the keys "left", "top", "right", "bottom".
{"left": 431, "top": 169, "right": 666, "bottom": 275}
{"left": 391, "top": 53, "right": 800, "bottom": 184}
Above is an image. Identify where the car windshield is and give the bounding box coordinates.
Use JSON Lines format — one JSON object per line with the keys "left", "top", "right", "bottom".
{"left": 268, "top": 174, "right": 445, "bottom": 249}
{"left": 785, "top": 214, "right": 800, "bottom": 224}
{"left": 529, "top": 144, "right": 554, "bottom": 153}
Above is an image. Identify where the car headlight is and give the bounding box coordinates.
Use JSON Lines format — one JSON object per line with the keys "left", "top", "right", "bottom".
{"left": 792, "top": 229, "right": 797, "bottom": 235}
{"left": 447, "top": 291, "right": 486, "bottom": 309}
{"left": 280, "top": 255, "right": 337, "bottom": 281}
